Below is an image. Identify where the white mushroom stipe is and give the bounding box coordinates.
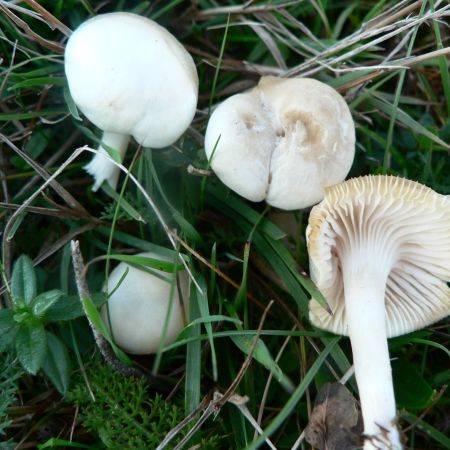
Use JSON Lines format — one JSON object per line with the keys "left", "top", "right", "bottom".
{"left": 84, "top": 132, "right": 130, "bottom": 191}
{"left": 307, "top": 175, "right": 450, "bottom": 450}
{"left": 204, "top": 76, "right": 355, "bottom": 210}
{"left": 65, "top": 12, "right": 198, "bottom": 191}
{"left": 101, "top": 252, "right": 189, "bottom": 355}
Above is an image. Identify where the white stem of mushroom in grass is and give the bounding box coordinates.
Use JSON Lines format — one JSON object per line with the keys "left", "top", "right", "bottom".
{"left": 65, "top": 12, "right": 198, "bottom": 191}
{"left": 307, "top": 175, "right": 450, "bottom": 450}
{"left": 342, "top": 249, "right": 401, "bottom": 449}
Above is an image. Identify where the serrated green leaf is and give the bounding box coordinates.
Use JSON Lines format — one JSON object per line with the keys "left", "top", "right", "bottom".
{"left": 31, "top": 290, "right": 63, "bottom": 318}
{"left": 231, "top": 335, "right": 294, "bottom": 393}
{"left": 42, "top": 332, "right": 71, "bottom": 394}
{"left": 15, "top": 323, "right": 47, "bottom": 374}
{"left": 11, "top": 255, "right": 36, "bottom": 305}
{"left": 44, "top": 293, "right": 107, "bottom": 322}
{"left": 0, "top": 309, "right": 19, "bottom": 352}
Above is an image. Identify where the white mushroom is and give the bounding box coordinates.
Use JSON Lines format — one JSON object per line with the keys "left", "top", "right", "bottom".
{"left": 204, "top": 76, "right": 355, "bottom": 210}
{"left": 65, "top": 12, "right": 198, "bottom": 190}
{"left": 101, "top": 252, "right": 189, "bottom": 355}
{"left": 307, "top": 175, "right": 450, "bottom": 450}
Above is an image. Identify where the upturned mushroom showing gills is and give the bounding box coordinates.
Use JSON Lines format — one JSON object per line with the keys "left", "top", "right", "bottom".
{"left": 65, "top": 12, "right": 198, "bottom": 191}
{"left": 306, "top": 175, "right": 450, "bottom": 450}
{"left": 204, "top": 76, "right": 355, "bottom": 210}
{"left": 101, "top": 253, "right": 188, "bottom": 355}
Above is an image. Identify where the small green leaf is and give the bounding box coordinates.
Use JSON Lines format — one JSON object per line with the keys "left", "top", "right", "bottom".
{"left": 31, "top": 290, "right": 64, "bottom": 318}
{"left": 15, "top": 323, "right": 47, "bottom": 374}
{"left": 393, "top": 359, "right": 434, "bottom": 410}
{"left": 42, "top": 332, "right": 71, "bottom": 394}
{"left": 231, "top": 335, "right": 294, "bottom": 393}
{"left": 0, "top": 309, "right": 19, "bottom": 352}
{"left": 11, "top": 255, "right": 36, "bottom": 304}
{"left": 44, "top": 292, "right": 107, "bottom": 322}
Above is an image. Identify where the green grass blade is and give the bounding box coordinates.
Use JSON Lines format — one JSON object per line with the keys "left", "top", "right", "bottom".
{"left": 185, "top": 281, "right": 202, "bottom": 415}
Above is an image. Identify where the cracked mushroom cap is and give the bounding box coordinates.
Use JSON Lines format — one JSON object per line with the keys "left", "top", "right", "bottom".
{"left": 65, "top": 12, "right": 198, "bottom": 148}
{"left": 204, "top": 76, "right": 355, "bottom": 210}
{"left": 307, "top": 175, "right": 450, "bottom": 338}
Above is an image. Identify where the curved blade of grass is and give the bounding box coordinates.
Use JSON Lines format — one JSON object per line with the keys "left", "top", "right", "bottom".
{"left": 96, "top": 227, "right": 189, "bottom": 261}
{"left": 410, "top": 338, "right": 450, "bottom": 358}
{"left": 369, "top": 96, "right": 450, "bottom": 149}
{"left": 231, "top": 334, "right": 295, "bottom": 393}
{"left": 402, "top": 412, "right": 450, "bottom": 448}
{"left": 106, "top": 254, "right": 183, "bottom": 273}
{"left": 82, "top": 293, "right": 132, "bottom": 366}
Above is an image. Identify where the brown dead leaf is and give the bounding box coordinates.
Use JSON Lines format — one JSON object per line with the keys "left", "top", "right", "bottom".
{"left": 305, "top": 382, "right": 363, "bottom": 450}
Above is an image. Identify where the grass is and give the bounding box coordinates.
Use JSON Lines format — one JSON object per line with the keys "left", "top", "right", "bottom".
{"left": 0, "top": 0, "right": 450, "bottom": 449}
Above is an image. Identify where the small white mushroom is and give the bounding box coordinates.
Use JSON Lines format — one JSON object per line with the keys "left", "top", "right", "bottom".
{"left": 101, "top": 252, "right": 189, "bottom": 355}
{"left": 307, "top": 175, "right": 450, "bottom": 450}
{"left": 204, "top": 76, "right": 355, "bottom": 210}
{"left": 65, "top": 12, "right": 198, "bottom": 190}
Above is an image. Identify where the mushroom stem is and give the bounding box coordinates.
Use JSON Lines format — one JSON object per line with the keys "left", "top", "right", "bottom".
{"left": 342, "top": 257, "right": 402, "bottom": 450}
{"left": 84, "top": 131, "right": 130, "bottom": 191}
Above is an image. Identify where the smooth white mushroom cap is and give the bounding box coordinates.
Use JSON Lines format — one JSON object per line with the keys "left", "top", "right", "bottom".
{"left": 204, "top": 76, "right": 355, "bottom": 210}
{"left": 307, "top": 175, "right": 450, "bottom": 338}
{"left": 65, "top": 12, "right": 198, "bottom": 148}
{"left": 101, "top": 252, "right": 188, "bottom": 355}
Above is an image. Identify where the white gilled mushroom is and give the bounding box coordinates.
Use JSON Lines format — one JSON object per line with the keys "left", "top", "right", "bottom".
{"left": 306, "top": 175, "right": 450, "bottom": 450}
{"left": 65, "top": 12, "right": 198, "bottom": 190}
{"left": 101, "top": 252, "right": 189, "bottom": 355}
{"left": 204, "top": 76, "right": 355, "bottom": 210}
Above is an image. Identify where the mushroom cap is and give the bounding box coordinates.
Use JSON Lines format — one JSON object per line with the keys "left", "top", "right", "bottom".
{"left": 101, "top": 252, "right": 188, "bottom": 354}
{"left": 307, "top": 175, "right": 450, "bottom": 338}
{"left": 204, "top": 76, "right": 355, "bottom": 210}
{"left": 65, "top": 12, "right": 198, "bottom": 148}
